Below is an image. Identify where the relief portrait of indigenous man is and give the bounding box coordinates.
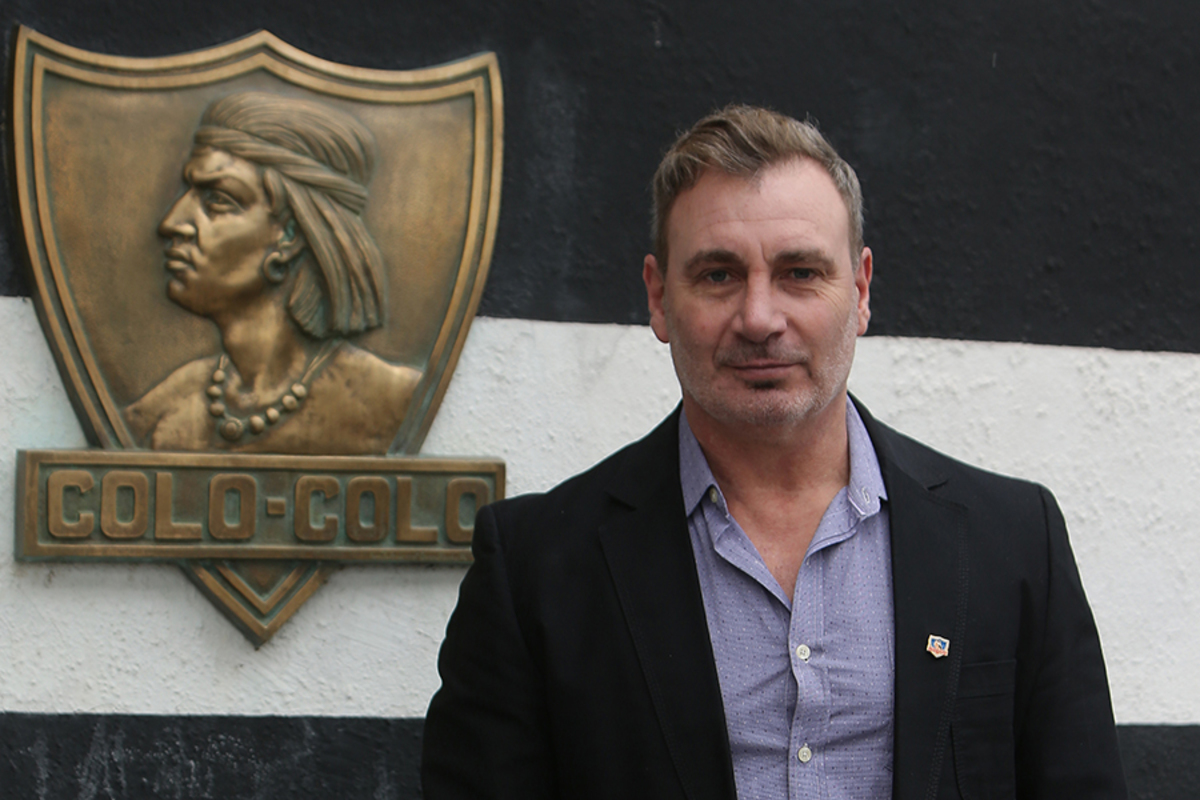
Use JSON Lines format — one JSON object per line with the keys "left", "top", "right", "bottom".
{"left": 125, "top": 92, "right": 422, "bottom": 454}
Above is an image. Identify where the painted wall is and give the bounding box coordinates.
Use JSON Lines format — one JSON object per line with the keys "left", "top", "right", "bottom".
{"left": 3, "top": 296, "right": 1199, "bottom": 726}
{"left": 3, "top": 1, "right": 1200, "bottom": 354}
{"left": 2, "top": 0, "right": 1198, "bottom": 796}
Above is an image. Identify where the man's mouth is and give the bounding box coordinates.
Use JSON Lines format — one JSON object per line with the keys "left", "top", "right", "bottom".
{"left": 163, "top": 248, "right": 193, "bottom": 272}
{"left": 727, "top": 361, "right": 797, "bottom": 381}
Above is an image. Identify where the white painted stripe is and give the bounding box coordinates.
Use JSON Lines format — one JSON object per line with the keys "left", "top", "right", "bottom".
{"left": 0, "top": 297, "right": 1195, "bottom": 722}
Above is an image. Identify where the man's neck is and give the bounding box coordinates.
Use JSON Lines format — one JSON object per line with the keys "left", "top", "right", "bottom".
{"left": 683, "top": 393, "right": 851, "bottom": 496}
{"left": 684, "top": 392, "right": 852, "bottom": 598}
{"left": 215, "top": 295, "right": 311, "bottom": 401}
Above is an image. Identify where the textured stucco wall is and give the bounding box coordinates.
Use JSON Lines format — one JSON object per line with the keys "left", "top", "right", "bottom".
{"left": 2, "top": 297, "right": 1197, "bottom": 723}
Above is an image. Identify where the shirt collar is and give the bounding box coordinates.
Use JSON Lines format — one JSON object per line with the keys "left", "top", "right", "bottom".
{"left": 846, "top": 398, "right": 888, "bottom": 514}
{"left": 678, "top": 397, "right": 888, "bottom": 517}
{"left": 678, "top": 409, "right": 716, "bottom": 516}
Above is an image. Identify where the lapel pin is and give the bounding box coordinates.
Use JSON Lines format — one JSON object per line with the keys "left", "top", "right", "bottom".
{"left": 926, "top": 635, "right": 950, "bottom": 658}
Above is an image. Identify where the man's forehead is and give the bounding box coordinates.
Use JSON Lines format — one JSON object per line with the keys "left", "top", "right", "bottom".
{"left": 666, "top": 159, "right": 853, "bottom": 261}
{"left": 682, "top": 159, "right": 845, "bottom": 215}
{"left": 183, "top": 146, "right": 256, "bottom": 183}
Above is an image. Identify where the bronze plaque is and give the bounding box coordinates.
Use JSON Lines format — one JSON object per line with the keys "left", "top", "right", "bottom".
{"left": 11, "top": 27, "right": 504, "bottom": 644}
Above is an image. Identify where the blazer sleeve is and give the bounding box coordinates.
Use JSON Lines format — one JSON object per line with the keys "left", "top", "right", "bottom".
{"left": 1014, "top": 486, "right": 1126, "bottom": 799}
{"left": 421, "top": 503, "right": 557, "bottom": 800}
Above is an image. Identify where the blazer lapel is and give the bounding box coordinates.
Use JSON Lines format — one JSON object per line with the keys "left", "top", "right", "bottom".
{"left": 860, "top": 405, "right": 970, "bottom": 800}
{"left": 597, "top": 412, "right": 737, "bottom": 800}
{"left": 593, "top": 402, "right": 968, "bottom": 800}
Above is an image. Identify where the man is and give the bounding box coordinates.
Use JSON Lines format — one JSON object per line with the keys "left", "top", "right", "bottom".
{"left": 422, "top": 106, "right": 1126, "bottom": 799}
{"left": 125, "top": 92, "right": 421, "bottom": 453}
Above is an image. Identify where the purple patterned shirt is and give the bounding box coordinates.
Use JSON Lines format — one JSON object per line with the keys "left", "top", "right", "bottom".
{"left": 681, "top": 400, "right": 894, "bottom": 799}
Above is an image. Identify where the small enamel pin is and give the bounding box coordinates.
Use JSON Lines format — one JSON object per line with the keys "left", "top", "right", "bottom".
{"left": 926, "top": 634, "right": 950, "bottom": 658}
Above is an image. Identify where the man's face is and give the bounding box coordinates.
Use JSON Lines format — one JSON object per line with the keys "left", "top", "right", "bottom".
{"left": 159, "top": 146, "right": 283, "bottom": 318}
{"left": 643, "top": 158, "right": 872, "bottom": 432}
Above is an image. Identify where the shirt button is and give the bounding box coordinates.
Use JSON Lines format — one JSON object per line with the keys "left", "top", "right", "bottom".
{"left": 796, "top": 644, "right": 811, "bottom": 661}
{"left": 798, "top": 745, "right": 813, "bottom": 763}
{"left": 708, "top": 487, "right": 719, "bottom": 504}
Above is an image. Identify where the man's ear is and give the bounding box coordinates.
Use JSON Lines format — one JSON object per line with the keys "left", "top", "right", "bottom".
{"left": 643, "top": 254, "right": 669, "bottom": 344}
{"left": 276, "top": 217, "right": 306, "bottom": 262}
{"left": 263, "top": 219, "right": 307, "bottom": 284}
{"left": 855, "top": 246, "right": 873, "bottom": 336}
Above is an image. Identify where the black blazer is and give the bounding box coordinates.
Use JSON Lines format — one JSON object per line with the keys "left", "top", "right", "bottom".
{"left": 423, "top": 403, "right": 1126, "bottom": 799}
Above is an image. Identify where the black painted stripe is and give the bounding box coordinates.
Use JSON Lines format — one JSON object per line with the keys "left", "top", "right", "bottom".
{"left": 0, "top": 714, "right": 1194, "bottom": 799}
{"left": 1117, "top": 725, "right": 1200, "bottom": 800}
{"left": 0, "top": 713, "right": 424, "bottom": 799}
{"left": 3, "top": 3, "right": 1200, "bottom": 353}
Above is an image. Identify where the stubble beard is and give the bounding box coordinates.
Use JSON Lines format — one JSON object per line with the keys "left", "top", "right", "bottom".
{"left": 669, "top": 308, "right": 859, "bottom": 430}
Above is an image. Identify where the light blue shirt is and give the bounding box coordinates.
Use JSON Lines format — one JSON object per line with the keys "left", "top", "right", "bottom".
{"left": 680, "top": 400, "right": 894, "bottom": 799}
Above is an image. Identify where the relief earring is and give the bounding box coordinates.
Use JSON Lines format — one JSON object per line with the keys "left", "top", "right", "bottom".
{"left": 262, "top": 250, "right": 289, "bottom": 284}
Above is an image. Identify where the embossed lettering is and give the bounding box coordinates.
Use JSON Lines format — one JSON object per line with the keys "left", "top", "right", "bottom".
{"left": 209, "top": 473, "right": 256, "bottom": 540}
{"left": 48, "top": 469, "right": 95, "bottom": 538}
{"left": 446, "top": 477, "right": 489, "bottom": 544}
{"left": 155, "top": 472, "right": 202, "bottom": 540}
{"left": 100, "top": 470, "right": 149, "bottom": 539}
{"left": 395, "top": 477, "right": 437, "bottom": 543}
{"left": 295, "top": 475, "right": 339, "bottom": 542}
{"left": 346, "top": 476, "right": 390, "bottom": 543}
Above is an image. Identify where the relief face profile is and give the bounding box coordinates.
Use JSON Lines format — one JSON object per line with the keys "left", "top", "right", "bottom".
{"left": 125, "top": 92, "right": 422, "bottom": 454}
{"left": 12, "top": 28, "right": 505, "bottom": 643}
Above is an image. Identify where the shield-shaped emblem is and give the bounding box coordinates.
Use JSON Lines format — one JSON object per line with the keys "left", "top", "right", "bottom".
{"left": 926, "top": 635, "right": 950, "bottom": 658}
{"left": 11, "top": 27, "right": 504, "bottom": 644}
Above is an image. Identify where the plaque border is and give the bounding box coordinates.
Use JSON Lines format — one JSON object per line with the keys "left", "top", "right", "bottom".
{"left": 10, "top": 25, "right": 504, "bottom": 454}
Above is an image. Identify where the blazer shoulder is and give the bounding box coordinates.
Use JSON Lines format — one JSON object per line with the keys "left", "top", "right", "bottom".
{"left": 861, "top": 405, "right": 1052, "bottom": 511}
{"left": 486, "top": 411, "right": 680, "bottom": 543}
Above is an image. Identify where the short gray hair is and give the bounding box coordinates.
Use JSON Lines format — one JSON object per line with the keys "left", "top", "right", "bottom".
{"left": 651, "top": 104, "right": 864, "bottom": 267}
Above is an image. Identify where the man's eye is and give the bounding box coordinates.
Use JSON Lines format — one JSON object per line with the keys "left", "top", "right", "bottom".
{"left": 202, "top": 191, "right": 239, "bottom": 213}
{"left": 705, "top": 270, "right": 729, "bottom": 283}
{"left": 789, "top": 268, "right": 815, "bottom": 280}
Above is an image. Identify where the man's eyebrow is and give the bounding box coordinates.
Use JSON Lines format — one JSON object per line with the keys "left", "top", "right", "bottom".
{"left": 774, "top": 248, "right": 833, "bottom": 265}
{"left": 682, "top": 248, "right": 743, "bottom": 272}
{"left": 185, "top": 168, "right": 236, "bottom": 188}
{"left": 183, "top": 165, "right": 254, "bottom": 198}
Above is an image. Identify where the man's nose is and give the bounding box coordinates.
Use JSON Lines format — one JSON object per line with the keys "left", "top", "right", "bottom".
{"left": 735, "top": 273, "right": 787, "bottom": 342}
{"left": 158, "top": 193, "right": 197, "bottom": 240}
